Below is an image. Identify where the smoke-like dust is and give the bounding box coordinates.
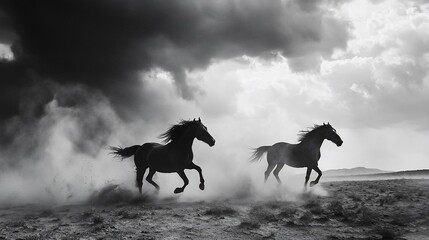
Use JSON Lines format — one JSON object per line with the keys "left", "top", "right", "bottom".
{"left": 0, "top": 84, "right": 135, "bottom": 206}
{"left": 0, "top": 82, "right": 329, "bottom": 207}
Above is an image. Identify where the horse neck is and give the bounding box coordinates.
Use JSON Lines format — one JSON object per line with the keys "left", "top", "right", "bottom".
{"left": 172, "top": 128, "right": 195, "bottom": 150}
{"left": 300, "top": 133, "right": 325, "bottom": 149}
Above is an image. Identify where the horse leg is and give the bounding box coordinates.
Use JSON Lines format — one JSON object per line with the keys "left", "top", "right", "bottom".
{"left": 145, "top": 169, "right": 160, "bottom": 191}
{"left": 264, "top": 163, "right": 276, "bottom": 183}
{"left": 304, "top": 167, "right": 312, "bottom": 188}
{"left": 174, "top": 171, "right": 189, "bottom": 194}
{"left": 273, "top": 163, "right": 285, "bottom": 185}
{"left": 186, "top": 162, "right": 205, "bottom": 190}
{"left": 136, "top": 166, "right": 147, "bottom": 194}
{"left": 310, "top": 167, "right": 322, "bottom": 187}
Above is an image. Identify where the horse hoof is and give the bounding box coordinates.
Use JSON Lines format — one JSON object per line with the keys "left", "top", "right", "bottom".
{"left": 174, "top": 188, "right": 183, "bottom": 194}
{"left": 309, "top": 181, "right": 317, "bottom": 187}
{"left": 199, "top": 183, "right": 205, "bottom": 191}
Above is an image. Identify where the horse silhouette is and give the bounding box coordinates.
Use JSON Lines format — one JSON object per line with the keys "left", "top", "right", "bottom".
{"left": 110, "top": 118, "right": 215, "bottom": 194}
{"left": 250, "top": 123, "right": 343, "bottom": 187}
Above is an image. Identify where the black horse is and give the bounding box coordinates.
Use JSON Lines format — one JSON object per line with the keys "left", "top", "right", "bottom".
{"left": 251, "top": 123, "right": 343, "bottom": 187}
{"left": 111, "top": 118, "right": 215, "bottom": 194}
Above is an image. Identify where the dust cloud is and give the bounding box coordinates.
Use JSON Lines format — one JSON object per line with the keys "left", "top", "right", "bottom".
{"left": 0, "top": 84, "right": 327, "bottom": 207}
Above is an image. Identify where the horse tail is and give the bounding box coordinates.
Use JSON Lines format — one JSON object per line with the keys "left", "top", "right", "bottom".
{"left": 250, "top": 146, "right": 270, "bottom": 162}
{"left": 110, "top": 145, "right": 140, "bottom": 159}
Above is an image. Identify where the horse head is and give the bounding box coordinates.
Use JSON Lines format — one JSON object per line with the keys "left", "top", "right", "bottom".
{"left": 193, "top": 118, "right": 215, "bottom": 147}
{"left": 322, "top": 122, "right": 343, "bottom": 147}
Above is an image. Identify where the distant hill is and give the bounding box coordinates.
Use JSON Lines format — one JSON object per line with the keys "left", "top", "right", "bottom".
{"left": 323, "top": 167, "right": 390, "bottom": 177}
{"left": 323, "top": 169, "right": 429, "bottom": 182}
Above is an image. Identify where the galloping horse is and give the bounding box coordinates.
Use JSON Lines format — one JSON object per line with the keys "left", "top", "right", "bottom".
{"left": 111, "top": 118, "right": 215, "bottom": 194}
{"left": 250, "top": 123, "right": 343, "bottom": 187}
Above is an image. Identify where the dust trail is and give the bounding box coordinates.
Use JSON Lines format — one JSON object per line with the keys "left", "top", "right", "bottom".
{"left": 0, "top": 84, "right": 328, "bottom": 207}
{"left": 130, "top": 165, "right": 330, "bottom": 205}
{"left": 0, "top": 85, "right": 139, "bottom": 207}
{"left": 88, "top": 184, "right": 175, "bottom": 206}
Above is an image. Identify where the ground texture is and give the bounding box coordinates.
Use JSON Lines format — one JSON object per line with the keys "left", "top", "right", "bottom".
{"left": 1, "top": 179, "right": 428, "bottom": 239}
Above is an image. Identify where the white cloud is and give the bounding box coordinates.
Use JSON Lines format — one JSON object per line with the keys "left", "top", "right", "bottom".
{"left": 179, "top": 0, "right": 429, "bottom": 173}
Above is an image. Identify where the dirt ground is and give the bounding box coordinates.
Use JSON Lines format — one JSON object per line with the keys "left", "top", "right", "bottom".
{"left": 1, "top": 179, "right": 428, "bottom": 240}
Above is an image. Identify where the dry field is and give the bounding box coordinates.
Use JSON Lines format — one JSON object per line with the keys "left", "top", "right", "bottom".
{"left": 1, "top": 179, "right": 428, "bottom": 240}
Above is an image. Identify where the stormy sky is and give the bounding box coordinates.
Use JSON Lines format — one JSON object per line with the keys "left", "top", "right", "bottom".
{"left": 0, "top": 0, "right": 428, "bottom": 204}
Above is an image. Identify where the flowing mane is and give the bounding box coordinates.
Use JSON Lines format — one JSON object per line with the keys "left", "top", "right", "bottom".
{"left": 297, "top": 124, "right": 326, "bottom": 143}
{"left": 159, "top": 120, "right": 195, "bottom": 143}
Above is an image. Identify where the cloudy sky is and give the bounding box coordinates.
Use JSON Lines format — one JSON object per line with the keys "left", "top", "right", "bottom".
{"left": 0, "top": 0, "right": 428, "bottom": 204}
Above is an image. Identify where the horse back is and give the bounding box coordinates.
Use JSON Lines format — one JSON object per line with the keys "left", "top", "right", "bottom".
{"left": 267, "top": 142, "right": 291, "bottom": 165}
{"left": 268, "top": 142, "right": 317, "bottom": 168}
{"left": 134, "top": 143, "right": 161, "bottom": 167}
{"left": 144, "top": 142, "right": 194, "bottom": 173}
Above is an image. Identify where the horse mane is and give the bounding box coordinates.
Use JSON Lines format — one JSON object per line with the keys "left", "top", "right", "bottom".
{"left": 159, "top": 120, "right": 196, "bottom": 143}
{"left": 297, "top": 124, "right": 327, "bottom": 143}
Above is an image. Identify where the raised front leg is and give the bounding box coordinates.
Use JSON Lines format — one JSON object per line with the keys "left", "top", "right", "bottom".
{"left": 304, "top": 167, "right": 312, "bottom": 188}
{"left": 186, "top": 162, "right": 205, "bottom": 190}
{"left": 310, "top": 166, "right": 322, "bottom": 187}
{"left": 174, "top": 171, "right": 189, "bottom": 194}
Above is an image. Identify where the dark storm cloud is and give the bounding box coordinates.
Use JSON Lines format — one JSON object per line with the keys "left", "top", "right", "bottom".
{"left": 0, "top": 0, "right": 349, "bottom": 121}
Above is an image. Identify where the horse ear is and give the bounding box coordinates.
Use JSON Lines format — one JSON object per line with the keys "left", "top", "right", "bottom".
{"left": 323, "top": 122, "right": 326, "bottom": 126}
{"left": 198, "top": 117, "right": 201, "bottom": 122}
{"left": 193, "top": 118, "right": 196, "bottom": 122}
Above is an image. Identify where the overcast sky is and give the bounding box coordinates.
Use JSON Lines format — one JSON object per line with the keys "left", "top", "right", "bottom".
{"left": 0, "top": 0, "right": 428, "bottom": 204}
